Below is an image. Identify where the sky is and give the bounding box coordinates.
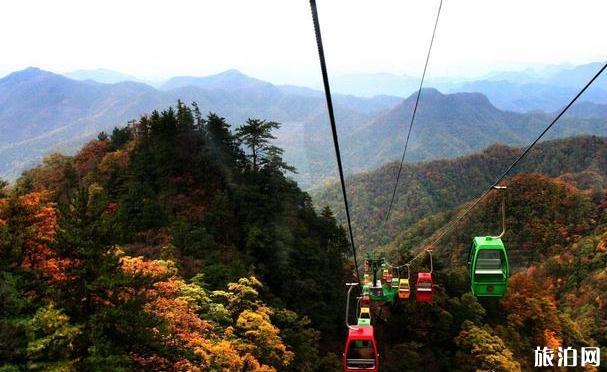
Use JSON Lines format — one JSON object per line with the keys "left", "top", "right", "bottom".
{"left": 0, "top": 0, "right": 605, "bottom": 86}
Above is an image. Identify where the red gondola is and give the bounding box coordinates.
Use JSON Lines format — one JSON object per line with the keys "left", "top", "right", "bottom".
{"left": 360, "top": 294, "right": 370, "bottom": 307}
{"left": 385, "top": 273, "right": 393, "bottom": 287}
{"left": 343, "top": 326, "right": 379, "bottom": 372}
{"left": 415, "top": 272, "right": 434, "bottom": 303}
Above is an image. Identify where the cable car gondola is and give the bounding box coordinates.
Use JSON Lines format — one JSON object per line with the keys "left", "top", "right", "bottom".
{"left": 415, "top": 251, "right": 434, "bottom": 303}
{"left": 343, "top": 326, "right": 379, "bottom": 372}
{"left": 390, "top": 276, "right": 399, "bottom": 289}
{"left": 360, "top": 292, "right": 370, "bottom": 307}
{"left": 358, "top": 306, "right": 371, "bottom": 326}
{"left": 344, "top": 283, "right": 379, "bottom": 372}
{"left": 399, "top": 279, "right": 411, "bottom": 299}
{"left": 386, "top": 273, "right": 394, "bottom": 288}
{"left": 468, "top": 236, "right": 509, "bottom": 297}
{"left": 382, "top": 266, "right": 389, "bottom": 281}
{"left": 364, "top": 256, "right": 397, "bottom": 302}
{"left": 415, "top": 272, "right": 434, "bottom": 303}
{"left": 468, "top": 186, "right": 510, "bottom": 297}
{"left": 398, "top": 264, "right": 411, "bottom": 299}
{"left": 371, "top": 280, "right": 384, "bottom": 298}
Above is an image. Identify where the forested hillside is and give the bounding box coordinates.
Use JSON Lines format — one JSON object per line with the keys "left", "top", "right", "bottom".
{"left": 313, "top": 136, "right": 607, "bottom": 249}
{"left": 0, "top": 102, "right": 350, "bottom": 370}
{"left": 372, "top": 174, "right": 607, "bottom": 371}
{"left": 335, "top": 89, "right": 607, "bottom": 174}
{"left": 2, "top": 102, "right": 606, "bottom": 371}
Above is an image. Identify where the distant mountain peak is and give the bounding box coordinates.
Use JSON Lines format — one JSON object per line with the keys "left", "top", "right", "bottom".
{"left": 21, "top": 66, "right": 42, "bottom": 73}
{"left": 10, "top": 66, "right": 43, "bottom": 76}
{"left": 1, "top": 67, "right": 62, "bottom": 84}
{"left": 401, "top": 87, "right": 444, "bottom": 102}
{"left": 205, "top": 69, "right": 260, "bottom": 84}
{"left": 402, "top": 88, "right": 495, "bottom": 108}
{"left": 160, "top": 69, "right": 271, "bottom": 91}
{"left": 362, "top": 89, "right": 505, "bottom": 147}
{"left": 217, "top": 68, "right": 247, "bottom": 77}
{"left": 64, "top": 68, "right": 142, "bottom": 84}
{"left": 420, "top": 87, "right": 443, "bottom": 96}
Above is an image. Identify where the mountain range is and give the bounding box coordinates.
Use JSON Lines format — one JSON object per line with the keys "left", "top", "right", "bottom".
{"left": 330, "top": 62, "right": 607, "bottom": 112}
{"left": 0, "top": 67, "right": 396, "bottom": 184}
{"left": 307, "top": 87, "right": 607, "bottom": 187}
{"left": 63, "top": 62, "right": 607, "bottom": 113}
{"left": 1, "top": 64, "right": 606, "bottom": 189}
{"left": 313, "top": 135, "right": 607, "bottom": 249}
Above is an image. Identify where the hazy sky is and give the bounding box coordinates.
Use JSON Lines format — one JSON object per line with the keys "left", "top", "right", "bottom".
{"left": 1, "top": 0, "right": 605, "bottom": 85}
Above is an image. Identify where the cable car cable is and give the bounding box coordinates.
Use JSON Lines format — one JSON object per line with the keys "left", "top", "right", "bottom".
{"left": 385, "top": 0, "right": 444, "bottom": 222}
{"left": 310, "top": 0, "right": 361, "bottom": 283}
{"left": 417, "top": 60, "right": 607, "bottom": 252}
{"left": 388, "top": 247, "right": 428, "bottom": 269}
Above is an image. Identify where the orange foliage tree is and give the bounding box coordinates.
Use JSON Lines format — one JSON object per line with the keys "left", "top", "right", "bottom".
{"left": 0, "top": 192, "right": 73, "bottom": 285}
{"left": 118, "top": 254, "right": 293, "bottom": 371}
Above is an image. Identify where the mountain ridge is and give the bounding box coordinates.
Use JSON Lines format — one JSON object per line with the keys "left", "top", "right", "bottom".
{"left": 64, "top": 68, "right": 145, "bottom": 84}
{"left": 312, "top": 135, "right": 607, "bottom": 249}
{"left": 160, "top": 69, "right": 273, "bottom": 92}
{"left": 324, "top": 86, "right": 607, "bottom": 183}
{"left": 2, "top": 66, "right": 607, "bottom": 189}
{"left": 0, "top": 67, "right": 397, "bottom": 183}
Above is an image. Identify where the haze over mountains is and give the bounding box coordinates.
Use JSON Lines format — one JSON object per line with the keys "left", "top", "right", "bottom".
{"left": 64, "top": 68, "right": 148, "bottom": 85}
{"left": 65, "top": 62, "right": 607, "bottom": 112}
{"left": 0, "top": 63, "right": 606, "bottom": 189}
{"left": 0, "top": 67, "right": 396, "bottom": 184}
{"left": 330, "top": 62, "right": 607, "bottom": 112}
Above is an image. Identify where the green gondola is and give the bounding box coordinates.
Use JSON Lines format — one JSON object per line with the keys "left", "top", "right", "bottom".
{"left": 468, "top": 236, "right": 509, "bottom": 297}
{"left": 369, "top": 282, "right": 397, "bottom": 303}
{"left": 468, "top": 186, "right": 510, "bottom": 297}
{"left": 365, "top": 256, "right": 398, "bottom": 303}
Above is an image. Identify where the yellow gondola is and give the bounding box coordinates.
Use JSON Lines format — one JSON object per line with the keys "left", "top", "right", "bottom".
{"left": 398, "top": 279, "right": 410, "bottom": 299}
{"left": 358, "top": 306, "right": 371, "bottom": 326}
{"left": 398, "top": 264, "right": 411, "bottom": 299}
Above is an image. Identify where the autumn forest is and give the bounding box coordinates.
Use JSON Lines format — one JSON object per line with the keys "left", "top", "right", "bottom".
{"left": 1, "top": 101, "right": 606, "bottom": 371}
